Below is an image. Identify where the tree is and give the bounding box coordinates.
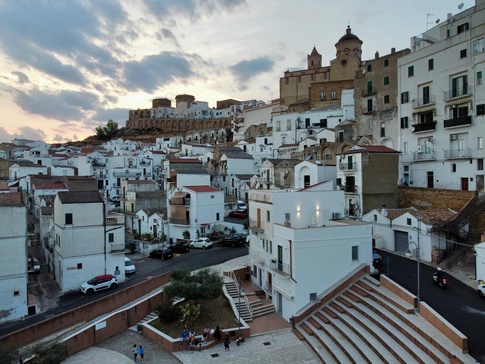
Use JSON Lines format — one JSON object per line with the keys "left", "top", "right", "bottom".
{"left": 95, "top": 119, "right": 119, "bottom": 140}
{"left": 163, "top": 268, "right": 223, "bottom": 304}
{"left": 179, "top": 301, "right": 200, "bottom": 329}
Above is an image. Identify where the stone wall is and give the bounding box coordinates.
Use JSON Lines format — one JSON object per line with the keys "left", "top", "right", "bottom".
{"left": 398, "top": 187, "right": 475, "bottom": 211}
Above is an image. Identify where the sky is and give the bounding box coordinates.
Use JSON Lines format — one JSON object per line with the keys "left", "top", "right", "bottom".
{"left": 0, "top": 0, "right": 476, "bottom": 144}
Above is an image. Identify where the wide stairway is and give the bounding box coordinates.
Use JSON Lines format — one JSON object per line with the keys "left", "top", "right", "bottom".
{"left": 293, "top": 275, "right": 473, "bottom": 364}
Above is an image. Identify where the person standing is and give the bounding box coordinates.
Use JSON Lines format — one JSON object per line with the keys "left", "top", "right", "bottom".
{"left": 213, "top": 325, "right": 221, "bottom": 342}
{"left": 224, "top": 332, "right": 230, "bottom": 352}
{"left": 133, "top": 344, "right": 138, "bottom": 363}
{"left": 139, "top": 345, "right": 145, "bottom": 363}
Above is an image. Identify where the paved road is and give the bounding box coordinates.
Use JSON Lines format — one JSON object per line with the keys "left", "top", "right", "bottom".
{"left": 377, "top": 249, "right": 485, "bottom": 363}
{"left": 0, "top": 244, "right": 248, "bottom": 338}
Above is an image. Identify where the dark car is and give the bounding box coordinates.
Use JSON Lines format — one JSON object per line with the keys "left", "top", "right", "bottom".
{"left": 229, "top": 210, "right": 248, "bottom": 219}
{"left": 218, "top": 235, "right": 244, "bottom": 247}
{"left": 149, "top": 248, "right": 174, "bottom": 260}
{"left": 170, "top": 241, "right": 190, "bottom": 254}
{"left": 372, "top": 252, "right": 382, "bottom": 266}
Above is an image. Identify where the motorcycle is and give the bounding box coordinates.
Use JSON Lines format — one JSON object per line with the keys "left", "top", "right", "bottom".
{"left": 432, "top": 271, "right": 447, "bottom": 288}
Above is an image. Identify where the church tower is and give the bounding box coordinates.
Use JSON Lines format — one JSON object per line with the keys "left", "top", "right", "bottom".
{"left": 307, "top": 47, "right": 322, "bottom": 69}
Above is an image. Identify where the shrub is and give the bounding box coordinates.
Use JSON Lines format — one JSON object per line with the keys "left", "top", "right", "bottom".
{"left": 155, "top": 300, "right": 179, "bottom": 323}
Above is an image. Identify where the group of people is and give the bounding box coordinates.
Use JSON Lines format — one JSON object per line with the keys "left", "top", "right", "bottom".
{"left": 132, "top": 344, "right": 145, "bottom": 363}
{"left": 180, "top": 325, "right": 240, "bottom": 353}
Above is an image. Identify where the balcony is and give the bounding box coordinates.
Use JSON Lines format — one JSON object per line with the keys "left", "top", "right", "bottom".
{"left": 109, "top": 242, "right": 126, "bottom": 253}
{"left": 343, "top": 184, "right": 358, "bottom": 193}
{"left": 444, "top": 116, "right": 472, "bottom": 128}
{"left": 338, "top": 163, "right": 357, "bottom": 171}
{"left": 412, "top": 95, "right": 436, "bottom": 108}
{"left": 444, "top": 149, "right": 471, "bottom": 159}
{"left": 361, "top": 87, "right": 376, "bottom": 96}
{"left": 169, "top": 217, "right": 190, "bottom": 225}
{"left": 249, "top": 219, "right": 264, "bottom": 233}
{"left": 270, "top": 261, "right": 290, "bottom": 277}
{"left": 92, "top": 161, "right": 106, "bottom": 167}
{"left": 444, "top": 86, "right": 471, "bottom": 101}
{"left": 413, "top": 150, "right": 436, "bottom": 161}
{"left": 113, "top": 170, "right": 141, "bottom": 177}
{"left": 412, "top": 121, "right": 436, "bottom": 133}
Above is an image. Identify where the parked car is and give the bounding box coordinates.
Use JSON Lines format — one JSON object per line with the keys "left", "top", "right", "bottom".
{"left": 149, "top": 248, "right": 174, "bottom": 260}
{"left": 28, "top": 257, "right": 40, "bottom": 274}
{"left": 229, "top": 210, "right": 248, "bottom": 219}
{"left": 80, "top": 274, "right": 118, "bottom": 295}
{"left": 372, "top": 252, "right": 382, "bottom": 266}
{"left": 170, "top": 241, "right": 190, "bottom": 254}
{"left": 218, "top": 235, "right": 244, "bottom": 247}
{"left": 124, "top": 257, "right": 136, "bottom": 274}
{"left": 478, "top": 280, "right": 485, "bottom": 297}
{"left": 190, "top": 237, "right": 213, "bottom": 249}
{"left": 237, "top": 200, "right": 247, "bottom": 210}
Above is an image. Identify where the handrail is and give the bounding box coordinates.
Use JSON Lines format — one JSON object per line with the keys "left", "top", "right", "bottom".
{"left": 227, "top": 269, "right": 253, "bottom": 319}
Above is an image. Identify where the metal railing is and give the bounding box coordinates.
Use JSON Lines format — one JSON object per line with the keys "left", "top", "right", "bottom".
{"left": 443, "top": 116, "right": 472, "bottom": 128}
{"left": 444, "top": 148, "right": 471, "bottom": 159}
{"left": 412, "top": 95, "right": 436, "bottom": 108}
{"left": 444, "top": 86, "right": 471, "bottom": 100}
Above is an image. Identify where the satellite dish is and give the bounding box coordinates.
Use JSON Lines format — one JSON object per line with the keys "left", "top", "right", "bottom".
{"left": 458, "top": 3, "right": 464, "bottom": 9}
{"left": 435, "top": 19, "right": 440, "bottom": 23}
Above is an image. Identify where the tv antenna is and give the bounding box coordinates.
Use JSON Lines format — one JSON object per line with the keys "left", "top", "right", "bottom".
{"left": 426, "top": 13, "right": 435, "bottom": 30}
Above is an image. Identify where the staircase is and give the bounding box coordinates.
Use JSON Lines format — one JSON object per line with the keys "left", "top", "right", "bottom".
{"left": 249, "top": 296, "right": 276, "bottom": 318}
{"left": 224, "top": 280, "right": 252, "bottom": 322}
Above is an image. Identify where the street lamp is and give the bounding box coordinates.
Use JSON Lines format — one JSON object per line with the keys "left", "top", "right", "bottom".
{"left": 238, "top": 286, "right": 246, "bottom": 336}
{"left": 409, "top": 223, "right": 421, "bottom": 313}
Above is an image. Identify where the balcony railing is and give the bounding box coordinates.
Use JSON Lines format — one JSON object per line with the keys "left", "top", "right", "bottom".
{"left": 412, "top": 95, "right": 436, "bottom": 108}
{"left": 344, "top": 184, "right": 358, "bottom": 193}
{"left": 444, "top": 86, "right": 471, "bottom": 101}
{"left": 339, "top": 163, "right": 357, "bottom": 171}
{"left": 92, "top": 161, "right": 106, "bottom": 167}
{"left": 109, "top": 242, "right": 125, "bottom": 253}
{"left": 413, "top": 151, "right": 436, "bottom": 161}
{"left": 113, "top": 171, "right": 141, "bottom": 177}
{"left": 444, "top": 116, "right": 472, "bottom": 128}
{"left": 444, "top": 149, "right": 471, "bottom": 159}
{"left": 249, "top": 219, "right": 264, "bottom": 232}
{"left": 412, "top": 122, "right": 436, "bottom": 133}
{"left": 270, "top": 261, "right": 291, "bottom": 276}
{"left": 169, "top": 217, "right": 190, "bottom": 225}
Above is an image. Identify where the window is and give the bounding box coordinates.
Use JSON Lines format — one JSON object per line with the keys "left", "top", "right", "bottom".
{"left": 478, "top": 159, "right": 484, "bottom": 170}
{"left": 428, "top": 58, "right": 434, "bottom": 70}
{"left": 320, "top": 91, "right": 326, "bottom": 101}
{"left": 384, "top": 59, "right": 389, "bottom": 67}
{"left": 310, "top": 74, "right": 315, "bottom": 82}
{"left": 287, "top": 119, "right": 292, "bottom": 130}
{"left": 457, "top": 22, "right": 469, "bottom": 33}
{"left": 403, "top": 142, "right": 409, "bottom": 154}
{"left": 380, "top": 123, "right": 385, "bottom": 137}
{"left": 216, "top": 212, "right": 220, "bottom": 220}
{"left": 452, "top": 75, "right": 468, "bottom": 97}
{"left": 479, "top": 137, "right": 483, "bottom": 150}
{"left": 422, "top": 86, "right": 430, "bottom": 104}
{"left": 338, "top": 130, "right": 344, "bottom": 142}
{"left": 108, "top": 233, "right": 114, "bottom": 243}
{"left": 14, "top": 291, "right": 19, "bottom": 296}
{"left": 478, "top": 71, "right": 483, "bottom": 86}
{"left": 367, "top": 99, "right": 373, "bottom": 112}
{"left": 270, "top": 241, "right": 273, "bottom": 254}
{"left": 305, "top": 118, "right": 310, "bottom": 127}
{"left": 452, "top": 163, "right": 457, "bottom": 173}
{"left": 419, "top": 112, "right": 434, "bottom": 124}
{"left": 407, "top": 218, "right": 412, "bottom": 226}
{"left": 267, "top": 210, "right": 270, "bottom": 222}
{"left": 474, "top": 38, "right": 485, "bottom": 54}
{"left": 401, "top": 116, "right": 409, "bottom": 129}
{"left": 252, "top": 265, "right": 257, "bottom": 278}
{"left": 383, "top": 76, "right": 390, "bottom": 85}
{"left": 285, "top": 213, "right": 290, "bottom": 221}
{"left": 460, "top": 49, "right": 467, "bottom": 58}
{"left": 331, "top": 90, "right": 337, "bottom": 100}
{"left": 351, "top": 246, "right": 359, "bottom": 261}
{"left": 477, "top": 104, "right": 485, "bottom": 116}
{"left": 276, "top": 120, "right": 281, "bottom": 131}
{"left": 366, "top": 81, "right": 373, "bottom": 94}
{"left": 373, "top": 214, "right": 377, "bottom": 222}
{"left": 65, "top": 213, "right": 73, "bottom": 225}
{"left": 262, "top": 240, "right": 265, "bottom": 250}
{"left": 408, "top": 66, "right": 414, "bottom": 77}
{"left": 384, "top": 95, "right": 390, "bottom": 104}
{"left": 320, "top": 119, "right": 327, "bottom": 127}
{"left": 367, "top": 64, "right": 372, "bottom": 72}
{"left": 77, "top": 263, "right": 83, "bottom": 269}
{"left": 401, "top": 91, "right": 409, "bottom": 104}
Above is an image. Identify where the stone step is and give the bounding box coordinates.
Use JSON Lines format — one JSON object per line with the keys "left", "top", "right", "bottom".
{"left": 252, "top": 303, "right": 275, "bottom": 318}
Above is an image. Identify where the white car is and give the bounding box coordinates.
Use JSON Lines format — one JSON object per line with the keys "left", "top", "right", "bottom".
{"left": 237, "top": 200, "right": 248, "bottom": 210}
{"left": 80, "top": 274, "right": 118, "bottom": 295}
{"left": 125, "top": 257, "right": 136, "bottom": 274}
{"left": 190, "top": 237, "right": 213, "bottom": 249}
{"left": 478, "top": 280, "right": 485, "bottom": 297}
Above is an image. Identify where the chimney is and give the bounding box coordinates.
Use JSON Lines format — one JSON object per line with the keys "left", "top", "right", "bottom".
{"left": 391, "top": 47, "right": 396, "bottom": 54}
{"left": 375, "top": 51, "right": 379, "bottom": 59}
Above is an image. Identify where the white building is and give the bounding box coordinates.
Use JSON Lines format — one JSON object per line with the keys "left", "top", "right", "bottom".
{"left": 0, "top": 192, "right": 28, "bottom": 323}
{"left": 248, "top": 182, "right": 373, "bottom": 321}
{"left": 54, "top": 191, "right": 125, "bottom": 292}
{"left": 294, "top": 160, "right": 337, "bottom": 189}
{"left": 398, "top": 1, "right": 485, "bottom": 191}
{"left": 167, "top": 185, "right": 224, "bottom": 242}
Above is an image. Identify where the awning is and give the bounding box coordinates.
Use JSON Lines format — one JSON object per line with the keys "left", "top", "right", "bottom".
{"left": 445, "top": 98, "right": 471, "bottom": 107}
{"left": 412, "top": 107, "right": 435, "bottom": 115}
{"left": 272, "top": 283, "right": 294, "bottom": 299}
{"left": 171, "top": 191, "right": 187, "bottom": 204}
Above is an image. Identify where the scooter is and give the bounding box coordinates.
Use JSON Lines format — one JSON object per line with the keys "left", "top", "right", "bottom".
{"left": 432, "top": 271, "right": 447, "bottom": 288}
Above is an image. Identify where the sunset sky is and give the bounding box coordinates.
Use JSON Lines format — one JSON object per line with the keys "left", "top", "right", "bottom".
{"left": 0, "top": 0, "right": 475, "bottom": 144}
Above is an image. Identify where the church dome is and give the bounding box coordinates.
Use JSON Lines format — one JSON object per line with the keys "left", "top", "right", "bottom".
{"left": 337, "top": 26, "right": 362, "bottom": 44}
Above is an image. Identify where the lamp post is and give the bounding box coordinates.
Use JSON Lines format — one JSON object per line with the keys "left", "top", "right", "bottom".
{"left": 238, "top": 286, "right": 246, "bottom": 336}
{"left": 409, "top": 220, "right": 421, "bottom": 313}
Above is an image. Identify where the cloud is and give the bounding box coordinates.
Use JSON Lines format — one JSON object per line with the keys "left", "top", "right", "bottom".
{"left": 122, "top": 52, "right": 194, "bottom": 91}
{"left": 12, "top": 71, "right": 30, "bottom": 84}
{"left": 14, "top": 89, "right": 99, "bottom": 121}
{"left": 91, "top": 108, "right": 130, "bottom": 125}
{"left": 0, "top": 127, "right": 13, "bottom": 143}
{"left": 12, "top": 126, "right": 48, "bottom": 142}
{"left": 157, "top": 28, "right": 180, "bottom": 47}
{"left": 229, "top": 56, "right": 275, "bottom": 86}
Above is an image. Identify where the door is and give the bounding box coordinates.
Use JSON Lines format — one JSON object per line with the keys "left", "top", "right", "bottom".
{"left": 277, "top": 292, "right": 282, "bottom": 314}
{"left": 427, "top": 171, "right": 434, "bottom": 188}
{"left": 277, "top": 245, "right": 283, "bottom": 271}
{"left": 258, "top": 268, "right": 262, "bottom": 287}
{"left": 461, "top": 177, "right": 469, "bottom": 191}
{"left": 395, "top": 230, "right": 409, "bottom": 252}
{"left": 153, "top": 224, "right": 158, "bottom": 238}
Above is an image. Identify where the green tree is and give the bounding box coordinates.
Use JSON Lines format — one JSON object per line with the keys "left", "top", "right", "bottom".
{"left": 95, "top": 119, "right": 119, "bottom": 140}
{"left": 163, "top": 268, "right": 223, "bottom": 304}
{"left": 154, "top": 299, "right": 179, "bottom": 323}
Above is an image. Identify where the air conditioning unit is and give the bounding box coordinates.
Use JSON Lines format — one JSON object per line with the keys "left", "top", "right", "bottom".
{"left": 428, "top": 136, "right": 433, "bottom": 142}
{"left": 417, "top": 145, "right": 423, "bottom": 153}
{"left": 450, "top": 134, "right": 458, "bottom": 141}
{"left": 332, "top": 212, "right": 342, "bottom": 219}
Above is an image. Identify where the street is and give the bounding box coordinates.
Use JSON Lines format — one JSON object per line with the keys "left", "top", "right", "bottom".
{"left": 377, "top": 249, "right": 485, "bottom": 363}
